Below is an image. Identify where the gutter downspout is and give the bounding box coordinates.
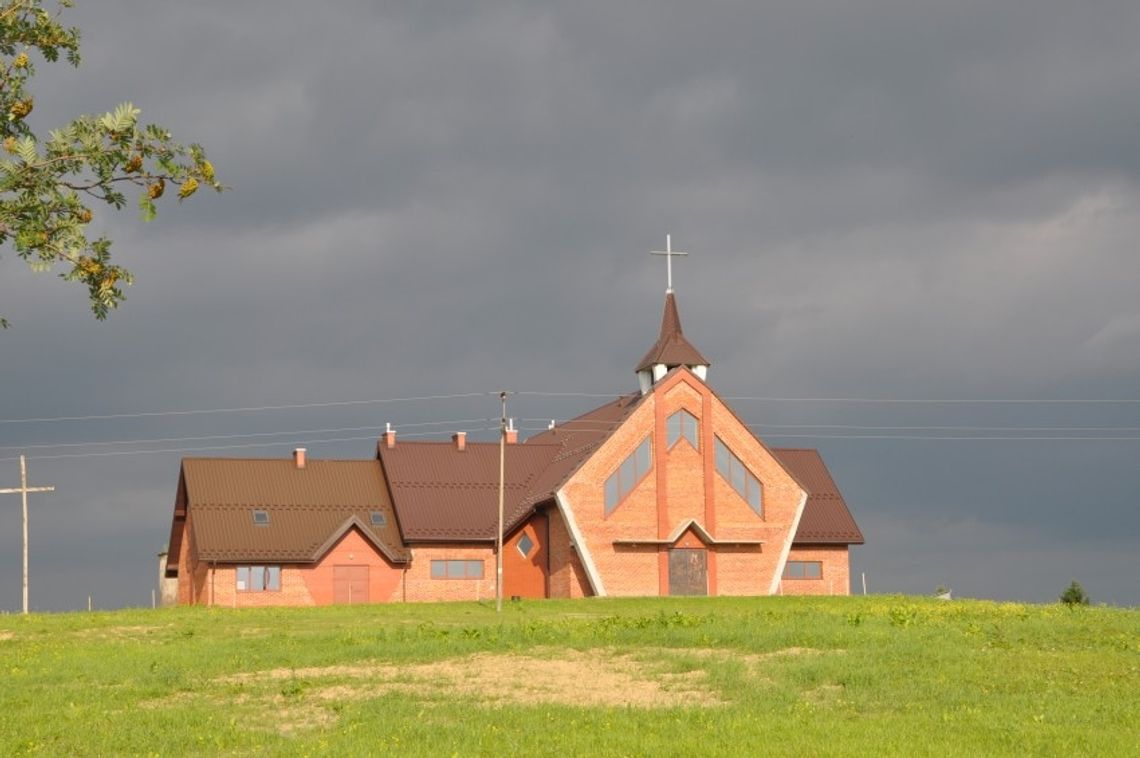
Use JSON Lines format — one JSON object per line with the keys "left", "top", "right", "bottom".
{"left": 554, "top": 488, "right": 606, "bottom": 597}
{"left": 767, "top": 489, "right": 808, "bottom": 596}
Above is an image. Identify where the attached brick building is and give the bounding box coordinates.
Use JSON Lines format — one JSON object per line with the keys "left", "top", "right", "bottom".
{"left": 164, "top": 286, "right": 863, "bottom": 606}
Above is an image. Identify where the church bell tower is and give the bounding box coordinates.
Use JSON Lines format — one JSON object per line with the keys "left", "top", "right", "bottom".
{"left": 636, "top": 235, "right": 710, "bottom": 394}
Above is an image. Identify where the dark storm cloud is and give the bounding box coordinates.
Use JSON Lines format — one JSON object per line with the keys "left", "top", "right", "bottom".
{"left": 2, "top": 1, "right": 1138, "bottom": 610}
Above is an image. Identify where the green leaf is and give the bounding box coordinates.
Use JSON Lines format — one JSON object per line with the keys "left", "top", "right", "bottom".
{"left": 138, "top": 193, "right": 156, "bottom": 222}
{"left": 15, "top": 136, "right": 36, "bottom": 163}
{"left": 112, "top": 102, "right": 139, "bottom": 131}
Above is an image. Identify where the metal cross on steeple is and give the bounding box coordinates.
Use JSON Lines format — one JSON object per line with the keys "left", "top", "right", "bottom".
{"left": 0, "top": 455, "right": 55, "bottom": 614}
{"left": 651, "top": 234, "right": 688, "bottom": 293}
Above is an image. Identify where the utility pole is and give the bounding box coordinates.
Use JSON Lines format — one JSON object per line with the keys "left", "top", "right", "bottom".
{"left": 1, "top": 455, "right": 56, "bottom": 614}
{"left": 496, "top": 391, "right": 507, "bottom": 613}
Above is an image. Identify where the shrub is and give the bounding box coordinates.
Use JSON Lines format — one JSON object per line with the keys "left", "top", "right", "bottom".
{"left": 1060, "top": 580, "right": 1089, "bottom": 607}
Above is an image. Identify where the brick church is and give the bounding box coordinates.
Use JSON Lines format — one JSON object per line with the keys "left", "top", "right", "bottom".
{"left": 163, "top": 247, "right": 863, "bottom": 606}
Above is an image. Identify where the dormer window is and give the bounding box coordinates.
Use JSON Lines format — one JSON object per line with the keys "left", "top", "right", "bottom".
{"left": 252, "top": 509, "right": 269, "bottom": 525}
{"left": 370, "top": 511, "right": 387, "bottom": 527}
{"left": 666, "top": 409, "right": 699, "bottom": 449}
{"left": 604, "top": 437, "right": 652, "bottom": 516}
{"left": 714, "top": 437, "right": 762, "bottom": 517}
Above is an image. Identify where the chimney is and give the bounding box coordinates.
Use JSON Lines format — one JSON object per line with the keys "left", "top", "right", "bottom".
{"left": 452, "top": 431, "right": 467, "bottom": 451}
{"left": 293, "top": 447, "right": 307, "bottom": 469}
{"left": 384, "top": 422, "right": 396, "bottom": 449}
{"left": 505, "top": 418, "right": 518, "bottom": 445}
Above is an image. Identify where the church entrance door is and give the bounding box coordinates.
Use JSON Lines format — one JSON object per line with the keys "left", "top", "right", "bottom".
{"left": 668, "top": 549, "right": 707, "bottom": 596}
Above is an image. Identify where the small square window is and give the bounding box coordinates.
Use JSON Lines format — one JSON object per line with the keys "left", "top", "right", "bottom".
{"left": 370, "top": 511, "right": 387, "bottom": 527}
{"left": 517, "top": 533, "right": 535, "bottom": 558}
{"left": 252, "top": 509, "right": 269, "bottom": 525}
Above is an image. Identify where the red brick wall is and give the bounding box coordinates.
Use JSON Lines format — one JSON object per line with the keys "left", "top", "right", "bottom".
{"left": 300, "top": 529, "right": 403, "bottom": 605}
{"left": 708, "top": 389, "right": 805, "bottom": 594}
{"left": 403, "top": 544, "right": 497, "bottom": 602}
{"left": 547, "top": 505, "right": 590, "bottom": 598}
{"left": 562, "top": 393, "right": 661, "bottom": 596}
{"left": 180, "top": 527, "right": 404, "bottom": 607}
{"left": 562, "top": 370, "right": 807, "bottom": 597}
{"left": 716, "top": 547, "right": 768, "bottom": 596}
{"left": 780, "top": 545, "right": 851, "bottom": 596}
{"left": 176, "top": 513, "right": 194, "bottom": 605}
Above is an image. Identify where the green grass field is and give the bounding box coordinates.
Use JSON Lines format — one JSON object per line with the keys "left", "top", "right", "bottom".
{"left": 1, "top": 596, "right": 1136, "bottom": 756}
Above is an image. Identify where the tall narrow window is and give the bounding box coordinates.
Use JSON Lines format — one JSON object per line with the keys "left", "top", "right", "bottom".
{"left": 604, "top": 437, "right": 653, "bottom": 515}
{"left": 714, "top": 437, "right": 763, "bottom": 517}
{"left": 666, "top": 409, "right": 700, "bottom": 449}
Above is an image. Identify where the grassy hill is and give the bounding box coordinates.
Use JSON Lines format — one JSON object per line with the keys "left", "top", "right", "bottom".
{"left": 0, "top": 596, "right": 1136, "bottom": 756}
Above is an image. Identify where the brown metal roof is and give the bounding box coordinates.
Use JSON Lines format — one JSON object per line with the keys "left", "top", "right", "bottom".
{"left": 378, "top": 441, "right": 562, "bottom": 541}
{"left": 520, "top": 392, "right": 646, "bottom": 507}
{"left": 636, "top": 292, "right": 710, "bottom": 372}
{"left": 181, "top": 458, "right": 409, "bottom": 563}
{"left": 771, "top": 448, "right": 865, "bottom": 545}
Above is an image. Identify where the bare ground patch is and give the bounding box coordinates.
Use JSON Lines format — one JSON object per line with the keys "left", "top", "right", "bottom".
{"left": 148, "top": 647, "right": 735, "bottom": 735}
{"left": 0, "top": 631, "right": 14, "bottom": 641}
{"left": 218, "top": 647, "right": 722, "bottom": 709}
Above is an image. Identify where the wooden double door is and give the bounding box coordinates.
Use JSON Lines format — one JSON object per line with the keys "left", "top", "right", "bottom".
{"left": 668, "top": 549, "right": 708, "bottom": 596}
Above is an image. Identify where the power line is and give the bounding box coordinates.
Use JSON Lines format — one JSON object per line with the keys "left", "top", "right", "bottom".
{"left": 5, "top": 388, "right": 1140, "bottom": 428}
{"left": 747, "top": 423, "right": 1140, "bottom": 432}
{"left": 515, "top": 391, "right": 624, "bottom": 399}
{"left": 0, "top": 418, "right": 492, "bottom": 452}
{"left": 0, "top": 392, "right": 495, "bottom": 425}
{"left": 723, "top": 395, "right": 1140, "bottom": 404}
{"left": 0, "top": 426, "right": 501, "bottom": 463}
{"left": 760, "top": 433, "right": 1140, "bottom": 441}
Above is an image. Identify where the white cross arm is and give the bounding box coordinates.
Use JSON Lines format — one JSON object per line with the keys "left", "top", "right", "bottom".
{"left": 0, "top": 486, "right": 55, "bottom": 494}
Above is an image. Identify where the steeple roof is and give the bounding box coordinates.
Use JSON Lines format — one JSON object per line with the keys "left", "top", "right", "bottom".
{"left": 635, "top": 292, "right": 709, "bottom": 372}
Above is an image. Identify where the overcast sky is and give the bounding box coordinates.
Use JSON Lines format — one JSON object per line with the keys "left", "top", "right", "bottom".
{"left": 2, "top": 1, "right": 1138, "bottom": 611}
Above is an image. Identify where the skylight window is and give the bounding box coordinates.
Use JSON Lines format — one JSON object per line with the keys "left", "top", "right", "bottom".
{"left": 370, "top": 511, "right": 387, "bottom": 527}
{"left": 252, "top": 509, "right": 269, "bottom": 525}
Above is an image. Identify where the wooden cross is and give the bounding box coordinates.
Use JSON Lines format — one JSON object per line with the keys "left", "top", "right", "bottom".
{"left": 651, "top": 234, "right": 688, "bottom": 293}
{"left": 0, "top": 455, "right": 55, "bottom": 614}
